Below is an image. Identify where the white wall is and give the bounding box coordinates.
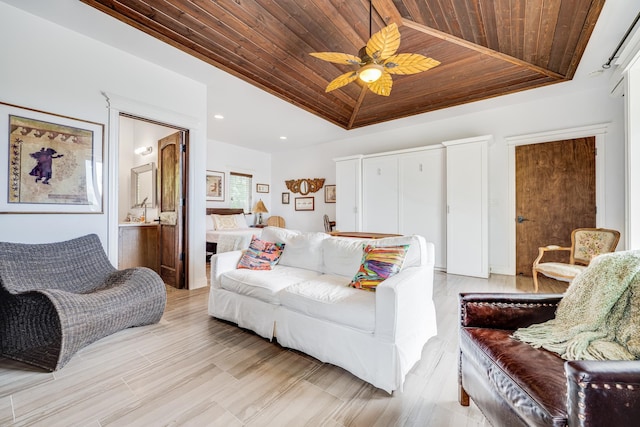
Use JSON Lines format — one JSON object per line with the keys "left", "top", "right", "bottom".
{"left": 272, "top": 82, "right": 626, "bottom": 275}
{"left": 207, "top": 139, "right": 272, "bottom": 224}
{"left": 268, "top": 155, "right": 337, "bottom": 233}
{"left": 626, "top": 64, "right": 640, "bottom": 249}
{"left": 0, "top": 3, "right": 209, "bottom": 288}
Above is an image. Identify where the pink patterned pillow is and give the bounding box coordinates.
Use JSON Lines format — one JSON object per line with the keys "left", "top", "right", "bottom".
{"left": 237, "top": 236, "right": 285, "bottom": 270}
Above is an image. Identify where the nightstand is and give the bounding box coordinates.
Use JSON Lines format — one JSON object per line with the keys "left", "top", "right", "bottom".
{"left": 251, "top": 224, "right": 267, "bottom": 228}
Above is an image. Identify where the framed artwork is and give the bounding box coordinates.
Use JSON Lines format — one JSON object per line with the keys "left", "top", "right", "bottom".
{"left": 282, "top": 192, "right": 290, "bottom": 204}
{"left": 206, "top": 170, "right": 224, "bottom": 201}
{"left": 256, "top": 183, "right": 269, "bottom": 193}
{"left": 324, "top": 185, "right": 336, "bottom": 203}
{"left": 295, "top": 196, "right": 314, "bottom": 211}
{"left": 0, "top": 102, "right": 104, "bottom": 213}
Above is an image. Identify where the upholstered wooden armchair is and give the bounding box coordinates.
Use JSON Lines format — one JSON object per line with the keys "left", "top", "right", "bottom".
{"left": 532, "top": 227, "right": 620, "bottom": 292}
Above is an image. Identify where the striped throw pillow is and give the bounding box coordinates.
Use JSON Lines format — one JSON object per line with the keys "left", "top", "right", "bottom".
{"left": 349, "top": 244, "right": 409, "bottom": 291}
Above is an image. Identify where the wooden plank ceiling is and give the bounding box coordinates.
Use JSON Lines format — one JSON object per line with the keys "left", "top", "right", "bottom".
{"left": 81, "top": 0, "right": 605, "bottom": 129}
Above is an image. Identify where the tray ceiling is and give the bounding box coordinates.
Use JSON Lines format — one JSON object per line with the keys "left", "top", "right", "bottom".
{"left": 80, "top": 0, "right": 605, "bottom": 130}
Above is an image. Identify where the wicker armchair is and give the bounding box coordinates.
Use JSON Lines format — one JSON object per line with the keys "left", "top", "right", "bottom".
{"left": 0, "top": 234, "right": 166, "bottom": 371}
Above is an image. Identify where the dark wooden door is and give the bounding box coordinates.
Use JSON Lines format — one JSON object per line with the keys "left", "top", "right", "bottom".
{"left": 515, "top": 137, "right": 596, "bottom": 276}
{"left": 158, "top": 131, "right": 186, "bottom": 288}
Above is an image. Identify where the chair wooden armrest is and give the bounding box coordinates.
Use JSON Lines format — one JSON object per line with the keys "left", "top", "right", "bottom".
{"left": 533, "top": 245, "right": 571, "bottom": 267}
{"left": 531, "top": 228, "right": 620, "bottom": 294}
{"left": 532, "top": 245, "right": 571, "bottom": 293}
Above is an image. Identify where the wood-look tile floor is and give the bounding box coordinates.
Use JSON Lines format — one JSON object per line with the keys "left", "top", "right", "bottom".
{"left": 0, "top": 271, "right": 566, "bottom": 426}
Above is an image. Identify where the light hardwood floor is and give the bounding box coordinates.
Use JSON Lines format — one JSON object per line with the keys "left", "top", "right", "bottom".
{"left": 0, "top": 271, "right": 566, "bottom": 426}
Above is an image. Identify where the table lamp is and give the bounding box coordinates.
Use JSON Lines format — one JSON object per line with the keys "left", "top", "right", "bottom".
{"left": 253, "top": 199, "right": 268, "bottom": 225}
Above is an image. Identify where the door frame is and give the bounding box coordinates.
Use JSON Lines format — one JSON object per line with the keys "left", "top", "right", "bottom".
{"left": 103, "top": 92, "right": 205, "bottom": 288}
{"left": 505, "top": 123, "right": 609, "bottom": 275}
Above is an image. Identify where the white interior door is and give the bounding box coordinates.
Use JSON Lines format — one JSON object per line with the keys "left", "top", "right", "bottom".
{"left": 444, "top": 136, "right": 490, "bottom": 278}
{"left": 399, "top": 147, "right": 446, "bottom": 269}
{"left": 335, "top": 157, "right": 362, "bottom": 232}
{"left": 362, "top": 155, "right": 399, "bottom": 234}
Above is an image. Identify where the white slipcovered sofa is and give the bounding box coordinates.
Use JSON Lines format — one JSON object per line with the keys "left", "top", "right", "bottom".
{"left": 208, "top": 226, "right": 437, "bottom": 393}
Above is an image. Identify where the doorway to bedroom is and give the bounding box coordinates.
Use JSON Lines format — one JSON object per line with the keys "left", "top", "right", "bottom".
{"left": 117, "top": 114, "right": 190, "bottom": 289}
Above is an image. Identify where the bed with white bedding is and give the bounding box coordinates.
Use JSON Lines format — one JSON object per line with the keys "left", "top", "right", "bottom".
{"left": 205, "top": 208, "right": 261, "bottom": 254}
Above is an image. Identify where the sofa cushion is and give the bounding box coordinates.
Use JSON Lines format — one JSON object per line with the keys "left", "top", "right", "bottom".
{"left": 460, "top": 327, "right": 568, "bottom": 426}
{"left": 220, "top": 266, "right": 321, "bottom": 304}
{"left": 322, "top": 238, "right": 372, "bottom": 277}
{"left": 237, "top": 236, "right": 285, "bottom": 270}
{"left": 349, "top": 245, "right": 409, "bottom": 291}
{"left": 322, "top": 235, "right": 425, "bottom": 278}
{"left": 279, "top": 274, "right": 376, "bottom": 333}
{"left": 260, "top": 227, "right": 328, "bottom": 271}
{"left": 372, "top": 236, "right": 425, "bottom": 268}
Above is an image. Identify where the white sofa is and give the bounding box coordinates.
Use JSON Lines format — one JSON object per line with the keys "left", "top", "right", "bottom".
{"left": 208, "top": 226, "right": 437, "bottom": 393}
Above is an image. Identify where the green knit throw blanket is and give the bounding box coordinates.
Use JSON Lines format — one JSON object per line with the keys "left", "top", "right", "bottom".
{"left": 513, "top": 250, "right": 640, "bottom": 360}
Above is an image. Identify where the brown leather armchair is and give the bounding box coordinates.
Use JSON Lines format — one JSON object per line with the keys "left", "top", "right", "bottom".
{"left": 458, "top": 293, "right": 640, "bottom": 426}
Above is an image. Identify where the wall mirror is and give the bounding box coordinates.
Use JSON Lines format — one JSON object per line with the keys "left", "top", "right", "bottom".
{"left": 131, "top": 163, "right": 156, "bottom": 208}
{"left": 285, "top": 178, "right": 325, "bottom": 195}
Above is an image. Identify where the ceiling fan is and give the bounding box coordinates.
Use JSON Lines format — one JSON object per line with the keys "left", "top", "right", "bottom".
{"left": 310, "top": 21, "right": 440, "bottom": 97}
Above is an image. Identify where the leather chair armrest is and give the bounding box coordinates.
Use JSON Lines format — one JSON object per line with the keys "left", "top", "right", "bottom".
{"left": 566, "top": 360, "right": 640, "bottom": 426}
{"left": 459, "top": 293, "right": 561, "bottom": 329}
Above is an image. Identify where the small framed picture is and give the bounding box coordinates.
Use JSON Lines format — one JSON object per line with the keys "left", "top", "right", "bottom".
{"left": 256, "top": 183, "right": 269, "bottom": 193}
{"left": 282, "top": 192, "right": 290, "bottom": 204}
{"left": 206, "top": 170, "right": 224, "bottom": 201}
{"left": 324, "top": 185, "right": 336, "bottom": 203}
{"left": 295, "top": 196, "right": 314, "bottom": 211}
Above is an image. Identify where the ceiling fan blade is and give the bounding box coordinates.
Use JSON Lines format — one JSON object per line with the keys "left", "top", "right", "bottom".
{"left": 366, "top": 23, "right": 401, "bottom": 62}
{"left": 384, "top": 53, "right": 441, "bottom": 75}
{"left": 366, "top": 72, "right": 393, "bottom": 96}
{"left": 310, "top": 52, "right": 362, "bottom": 65}
{"left": 326, "top": 71, "right": 359, "bottom": 92}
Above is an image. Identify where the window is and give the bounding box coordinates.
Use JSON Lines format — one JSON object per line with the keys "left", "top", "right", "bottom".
{"left": 229, "top": 172, "right": 252, "bottom": 213}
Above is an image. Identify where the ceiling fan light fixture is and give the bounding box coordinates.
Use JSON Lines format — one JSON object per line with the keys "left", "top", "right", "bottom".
{"left": 358, "top": 63, "right": 383, "bottom": 83}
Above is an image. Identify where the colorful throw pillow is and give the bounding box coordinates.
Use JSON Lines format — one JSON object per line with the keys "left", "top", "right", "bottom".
{"left": 349, "top": 244, "right": 409, "bottom": 291}
{"left": 237, "top": 236, "right": 285, "bottom": 270}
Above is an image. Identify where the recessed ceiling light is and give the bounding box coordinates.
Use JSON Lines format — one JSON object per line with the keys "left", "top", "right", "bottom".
{"left": 279, "top": 136, "right": 287, "bottom": 140}
{"left": 213, "top": 114, "right": 224, "bottom": 119}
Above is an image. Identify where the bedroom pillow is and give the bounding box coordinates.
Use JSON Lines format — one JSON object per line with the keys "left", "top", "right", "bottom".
{"left": 205, "top": 214, "right": 215, "bottom": 231}
{"left": 237, "top": 236, "right": 285, "bottom": 270}
{"left": 349, "top": 244, "right": 409, "bottom": 291}
{"left": 213, "top": 214, "right": 238, "bottom": 230}
{"left": 233, "top": 213, "right": 250, "bottom": 229}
